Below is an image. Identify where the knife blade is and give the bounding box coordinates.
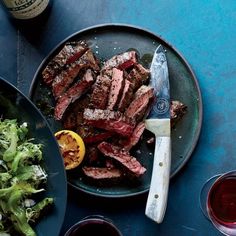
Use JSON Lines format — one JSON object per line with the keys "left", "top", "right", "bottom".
{"left": 145, "top": 44, "right": 171, "bottom": 223}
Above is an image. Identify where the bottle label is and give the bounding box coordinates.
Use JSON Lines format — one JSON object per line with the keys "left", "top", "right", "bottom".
{"left": 2, "top": 0, "right": 49, "bottom": 19}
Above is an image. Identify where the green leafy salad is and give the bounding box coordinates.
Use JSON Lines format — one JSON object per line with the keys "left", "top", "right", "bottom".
{"left": 0, "top": 119, "right": 53, "bottom": 236}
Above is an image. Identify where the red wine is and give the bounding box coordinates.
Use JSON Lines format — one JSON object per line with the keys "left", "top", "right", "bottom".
{"left": 65, "top": 219, "right": 122, "bottom": 236}
{"left": 207, "top": 175, "right": 236, "bottom": 225}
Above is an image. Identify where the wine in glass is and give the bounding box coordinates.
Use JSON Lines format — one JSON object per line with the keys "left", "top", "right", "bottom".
{"left": 200, "top": 170, "right": 236, "bottom": 235}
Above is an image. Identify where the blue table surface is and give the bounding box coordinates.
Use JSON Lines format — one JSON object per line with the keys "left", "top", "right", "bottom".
{"left": 1, "top": 0, "right": 236, "bottom": 235}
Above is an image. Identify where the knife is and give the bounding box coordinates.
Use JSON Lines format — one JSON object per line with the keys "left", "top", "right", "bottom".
{"left": 145, "top": 45, "right": 171, "bottom": 223}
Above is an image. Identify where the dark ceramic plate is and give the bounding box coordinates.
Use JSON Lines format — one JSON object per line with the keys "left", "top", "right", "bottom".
{"left": 0, "top": 78, "right": 67, "bottom": 235}
{"left": 29, "top": 24, "right": 202, "bottom": 198}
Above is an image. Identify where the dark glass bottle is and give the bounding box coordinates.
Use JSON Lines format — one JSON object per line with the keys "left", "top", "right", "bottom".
{"left": 1, "top": 0, "right": 50, "bottom": 19}
{"left": 1, "top": 0, "right": 52, "bottom": 26}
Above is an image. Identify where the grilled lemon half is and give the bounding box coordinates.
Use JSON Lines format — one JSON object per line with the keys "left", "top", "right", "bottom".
{"left": 55, "top": 130, "right": 85, "bottom": 170}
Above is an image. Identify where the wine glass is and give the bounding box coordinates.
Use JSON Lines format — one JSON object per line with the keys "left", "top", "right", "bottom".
{"left": 199, "top": 170, "right": 236, "bottom": 235}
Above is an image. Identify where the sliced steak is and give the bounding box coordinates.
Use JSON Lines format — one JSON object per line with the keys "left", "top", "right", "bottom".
{"left": 83, "top": 131, "right": 114, "bottom": 144}
{"left": 127, "top": 63, "right": 150, "bottom": 90}
{"left": 120, "top": 122, "right": 146, "bottom": 151}
{"left": 52, "top": 49, "right": 99, "bottom": 99}
{"left": 54, "top": 69, "right": 94, "bottom": 120}
{"left": 117, "top": 79, "right": 134, "bottom": 112}
{"left": 102, "top": 51, "right": 137, "bottom": 71}
{"left": 97, "top": 141, "right": 146, "bottom": 176}
{"left": 76, "top": 124, "right": 96, "bottom": 140}
{"left": 79, "top": 48, "right": 100, "bottom": 72}
{"left": 84, "top": 146, "right": 100, "bottom": 165}
{"left": 170, "top": 100, "right": 187, "bottom": 127}
{"left": 42, "top": 41, "right": 88, "bottom": 85}
{"left": 125, "top": 85, "right": 154, "bottom": 121}
{"left": 62, "top": 111, "right": 77, "bottom": 130}
{"left": 83, "top": 108, "right": 135, "bottom": 137}
{"left": 82, "top": 166, "right": 122, "bottom": 179}
{"left": 89, "top": 75, "right": 111, "bottom": 109}
{"left": 107, "top": 68, "right": 124, "bottom": 110}
{"left": 62, "top": 94, "right": 91, "bottom": 129}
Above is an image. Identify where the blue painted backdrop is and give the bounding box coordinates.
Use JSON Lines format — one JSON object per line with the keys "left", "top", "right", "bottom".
{"left": 1, "top": 0, "right": 236, "bottom": 235}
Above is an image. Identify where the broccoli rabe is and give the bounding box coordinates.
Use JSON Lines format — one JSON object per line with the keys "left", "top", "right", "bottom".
{"left": 0, "top": 119, "right": 53, "bottom": 236}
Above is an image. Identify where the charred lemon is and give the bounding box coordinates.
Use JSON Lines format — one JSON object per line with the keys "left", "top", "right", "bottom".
{"left": 55, "top": 130, "right": 85, "bottom": 170}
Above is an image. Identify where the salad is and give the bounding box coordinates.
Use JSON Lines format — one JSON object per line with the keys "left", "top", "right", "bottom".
{"left": 0, "top": 119, "right": 53, "bottom": 236}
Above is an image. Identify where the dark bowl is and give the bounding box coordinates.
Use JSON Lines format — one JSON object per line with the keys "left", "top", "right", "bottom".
{"left": 0, "top": 77, "right": 67, "bottom": 236}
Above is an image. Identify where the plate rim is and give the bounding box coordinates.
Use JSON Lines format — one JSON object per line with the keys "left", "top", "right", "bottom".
{"left": 29, "top": 23, "right": 203, "bottom": 198}
{"left": 0, "top": 77, "right": 68, "bottom": 233}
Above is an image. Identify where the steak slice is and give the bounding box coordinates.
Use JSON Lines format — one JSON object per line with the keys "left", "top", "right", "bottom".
{"left": 89, "top": 75, "right": 111, "bottom": 109}
{"left": 107, "top": 68, "right": 124, "bottom": 110}
{"left": 125, "top": 85, "right": 154, "bottom": 121}
{"left": 54, "top": 69, "right": 94, "bottom": 120}
{"left": 83, "top": 108, "right": 135, "bottom": 137}
{"left": 102, "top": 51, "right": 137, "bottom": 71}
{"left": 52, "top": 49, "right": 100, "bottom": 99}
{"left": 83, "top": 131, "right": 114, "bottom": 144}
{"left": 82, "top": 166, "right": 122, "bottom": 179}
{"left": 97, "top": 141, "right": 146, "bottom": 176}
{"left": 170, "top": 100, "right": 187, "bottom": 127}
{"left": 42, "top": 41, "right": 88, "bottom": 85}
{"left": 127, "top": 63, "right": 150, "bottom": 90}
{"left": 120, "top": 122, "right": 146, "bottom": 151}
{"left": 117, "top": 79, "right": 134, "bottom": 112}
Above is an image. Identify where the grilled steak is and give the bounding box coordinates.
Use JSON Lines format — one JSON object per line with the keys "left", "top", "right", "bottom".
{"left": 83, "top": 131, "right": 113, "bottom": 144}
{"left": 102, "top": 51, "right": 137, "bottom": 71}
{"left": 121, "top": 122, "right": 146, "bottom": 151}
{"left": 89, "top": 75, "right": 111, "bottom": 109}
{"left": 42, "top": 41, "right": 88, "bottom": 85}
{"left": 41, "top": 41, "right": 188, "bottom": 182}
{"left": 107, "top": 68, "right": 124, "bottom": 110}
{"left": 82, "top": 166, "right": 122, "bottom": 179}
{"left": 83, "top": 108, "right": 135, "bottom": 137}
{"left": 52, "top": 49, "right": 99, "bottom": 99}
{"left": 117, "top": 79, "right": 134, "bottom": 112}
{"left": 170, "top": 100, "right": 187, "bottom": 127}
{"left": 125, "top": 85, "right": 154, "bottom": 121}
{"left": 84, "top": 146, "right": 100, "bottom": 165}
{"left": 54, "top": 69, "right": 94, "bottom": 120}
{"left": 127, "top": 63, "right": 150, "bottom": 90}
{"left": 97, "top": 141, "right": 146, "bottom": 176}
{"left": 62, "top": 94, "right": 90, "bottom": 129}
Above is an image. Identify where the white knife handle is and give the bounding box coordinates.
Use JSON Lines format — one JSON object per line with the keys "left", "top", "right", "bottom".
{"left": 145, "top": 136, "right": 171, "bottom": 223}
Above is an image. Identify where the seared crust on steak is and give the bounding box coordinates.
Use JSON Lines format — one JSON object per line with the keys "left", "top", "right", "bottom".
{"left": 52, "top": 49, "right": 100, "bottom": 99}
{"left": 54, "top": 69, "right": 94, "bottom": 120}
{"left": 42, "top": 41, "right": 88, "bottom": 85}
{"left": 117, "top": 79, "right": 134, "bottom": 112}
{"left": 125, "top": 85, "right": 154, "bottom": 121}
{"left": 127, "top": 63, "right": 150, "bottom": 90}
{"left": 102, "top": 51, "right": 137, "bottom": 71}
{"left": 120, "top": 122, "right": 146, "bottom": 151}
{"left": 170, "top": 100, "right": 187, "bottom": 127}
{"left": 107, "top": 68, "right": 124, "bottom": 110}
{"left": 83, "top": 108, "right": 135, "bottom": 137}
{"left": 89, "top": 75, "right": 111, "bottom": 109}
{"left": 97, "top": 141, "right": 146, "bottom": 176}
